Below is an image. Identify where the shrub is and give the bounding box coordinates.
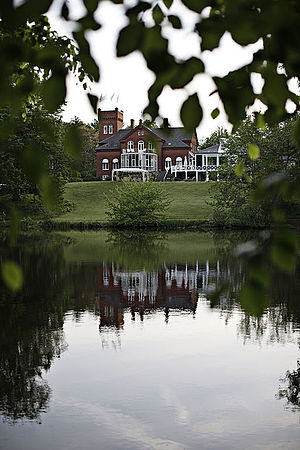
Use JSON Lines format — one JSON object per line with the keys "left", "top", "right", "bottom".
{"left": 105, "top": 179, "right": 171, "bottom": 227}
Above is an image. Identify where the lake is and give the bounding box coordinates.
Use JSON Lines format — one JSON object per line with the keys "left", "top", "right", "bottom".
{"left": 0, "top": 230, "right": 299, "bottom": 450}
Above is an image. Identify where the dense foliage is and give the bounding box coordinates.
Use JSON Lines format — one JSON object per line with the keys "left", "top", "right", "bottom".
{"left": 210, "top": 115, "right": 300, "bottom": 227}
{"left": 105, "top": 180, "right": 171, "bottom": 227}
{"left": 0, "top": 106, "right": 70, "bottom": 217}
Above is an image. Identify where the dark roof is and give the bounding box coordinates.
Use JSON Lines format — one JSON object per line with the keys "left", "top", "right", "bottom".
{"left": 96, "top": 129, "right": 131, "bottom": 150}
{"left": 152, "top": 128, "right": 193, "bottom": 148}
{"left": 96, "top": 127, "right": 194, "bottom": 151}
{"left": 197, "top": 144, "right": 220, "bottom": 154}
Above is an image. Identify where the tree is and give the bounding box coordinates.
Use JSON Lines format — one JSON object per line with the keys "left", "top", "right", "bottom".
{"left": 209, "top": 115, "right": 299, "bottom": 227}
{"left": 199, "top": 127, "right": 229, "bottom": 150}
{"left": 105, "top": 180, "right": 171, "bottom": 227}
{"left": 0, "top": 104, "right": 71, "bottom": 215}
{"left": 65, "top": 120, "right": 98, "bottom": 181}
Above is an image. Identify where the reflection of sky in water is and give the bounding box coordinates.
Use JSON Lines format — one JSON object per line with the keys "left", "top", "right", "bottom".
{"left": 0, "top": 230, "right": 299, "bottom": 450}
{"left": 1, "top": 303, "right": 299, "bottom": 450}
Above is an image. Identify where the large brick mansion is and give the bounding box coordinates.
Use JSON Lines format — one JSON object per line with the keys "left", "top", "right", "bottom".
{"left": 96, "top": 107, "right": 224, "bottom": 181}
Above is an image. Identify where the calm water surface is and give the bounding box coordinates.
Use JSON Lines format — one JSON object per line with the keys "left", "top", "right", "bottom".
{"left": 0, "top": 231, "right": 299, "bottom": 450}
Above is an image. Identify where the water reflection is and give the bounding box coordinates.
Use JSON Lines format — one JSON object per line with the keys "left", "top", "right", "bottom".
{"left": 0, "top": 230, "right": 299, "bottom": 430}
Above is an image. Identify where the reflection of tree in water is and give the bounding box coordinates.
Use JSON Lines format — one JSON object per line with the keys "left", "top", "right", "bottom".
{"left": 277, "top": 360, "right": 300, "bottom": 411}
{"left": 105, "top": 230, "right": 167, "bottom": 271}
{"left": 0, "top": 236, "right": 69, "bottom": 422}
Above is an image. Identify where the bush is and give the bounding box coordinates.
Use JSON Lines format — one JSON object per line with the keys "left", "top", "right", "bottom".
{"left": 105, "top": 179, "right": 171, "bottom": 227}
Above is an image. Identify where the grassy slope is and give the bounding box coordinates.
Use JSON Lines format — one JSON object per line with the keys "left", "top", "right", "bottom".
{"left": 55, "top": 181, "right": 214, "bottom": 223}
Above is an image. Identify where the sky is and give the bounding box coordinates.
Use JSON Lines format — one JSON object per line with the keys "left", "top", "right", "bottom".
{"left": 47, "top": 0, "right": 266, "bottom": 140}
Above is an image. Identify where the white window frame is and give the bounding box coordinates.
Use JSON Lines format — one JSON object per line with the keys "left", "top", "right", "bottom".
{"left": 109, "top": 124, "right": 113, "bottom": 134}
{"left": 138, "top": 140, "right": 144, "bottom": 151}
{"left": 112, "top": 158, "right": 119, "bottom": 170}
{"left": 176, "top": 156, "right": 182, "bottom": 167}
{"left": 103, "top": 125, "right": 107, "bottom": 134}
{"left": 127, "top": 141, "right": 134, "bottom": 152}
{"left": 165, "top": 157, "right": 172, "bottom": 169}
{"left": 102, "top": 158, "right": 109, "bottom": 170}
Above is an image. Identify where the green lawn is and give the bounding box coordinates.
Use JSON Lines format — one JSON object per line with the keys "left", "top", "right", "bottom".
{"left": 55, "top": 181, "right": 214, "bottom": 223}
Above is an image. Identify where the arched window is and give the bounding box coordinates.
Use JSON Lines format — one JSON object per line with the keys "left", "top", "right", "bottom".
{"left": 176, "top": 156, "right": 182, "bottom": 167}
{"left": 103, "top": 125, "right": 107, "bottom": 134}
{"left": 127, "top": 141, "right": 134, "bottom": 151}
{"left": 138, "top": 140, "right": 144, "bottom": 151}
{"left": 102, "top": 158, "right": 109, "bottom": 170}
{"left": 165, "top": 157, "right": 172, "bottom": 170}
{"left": 112, "top": 158, "right": 119, "bottom": 170}
{"left": 109, "top": 124, "right": 113, "bottom": 134}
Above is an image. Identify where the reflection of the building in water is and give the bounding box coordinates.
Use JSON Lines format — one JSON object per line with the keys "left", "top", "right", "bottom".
{"left": 97, "top": 260, "right": 234, "bottom": 329}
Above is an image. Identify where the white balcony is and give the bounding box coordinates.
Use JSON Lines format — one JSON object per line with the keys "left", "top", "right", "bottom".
{"left": 121, "top": 152, "right": 158, "bottom": 172}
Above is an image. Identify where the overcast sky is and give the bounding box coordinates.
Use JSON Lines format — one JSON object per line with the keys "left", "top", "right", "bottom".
{"left": 47, "top": 0, "right": 266, "bottom": 139}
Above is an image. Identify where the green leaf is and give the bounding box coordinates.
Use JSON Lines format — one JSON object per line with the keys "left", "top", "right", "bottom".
{"left": 83, "top": 0, "right": 99, "bottom": 13}
{"left": 152, "top": 4, "right": 165, "bottom": 25}
{"left": 64, "top": 124, "right": 83, "bottom": 160}
{"left": 163, "top": 0, "right": 173, "bottom": 8}
{"left": 20, "top": 144, "right": 47, "bottom": 184}
{"left": 293, "top": 117, "right": 300, "bottom": 149}
{"left": 247, "top": 144, "right": 260, "bottom": 160}
{"left": 88, "top": 94, "right": 98, "bottom": 113}
{"left": 2, "top": 261, "right": 23, "bottom": 292}
{"left": 180, "top": 93, "right": 202, "bottom": 132}
{"left": 117, "top": 22, "right": 144, "bottom": 57}
{"left": 181, "top": 0, "right": 210, "bottom": 13}
{"left": 234, "top": 162, "right": 245, "bottom": 177}
{"left": 211, "top": 108, "right": 220, "bottom": 119}
{"left": 256, "top": 113, "right": 266, "bottom": 130}
{"left": 39, "top": 174, "right": 58, "bottom": 210}
{"left": 271, "top": 229, "right": 298, "bottom": 273}
{"left": 239, "top": 282, "right": 269, "bottom": 317}
{"left": 42, "top": 76, "right": 66, "bottom": 113}
{"left": 61, "top": 1, "right": 69, "bottom": 19}
{"left": 168, "top": 15, "right": 182, "bottom": 29}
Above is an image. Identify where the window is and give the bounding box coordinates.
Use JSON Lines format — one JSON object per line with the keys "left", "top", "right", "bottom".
{"left": 165, "top": 157, "right": 172, "bottom": 169}
{"left": 176, "top": 156, "right": 182, "bottom": 167}
{"left": 207, "top": 157, "right": 217, "bottom": 165}
{"left": 112, "top": 158, "right": 119, "bottom": 170}
{"left": 138, "top": 140, "right": 144, "bottom": 151}
{"left": 109, "top": 124, "right": 113, "bottom": 134}
{"left": 103, "top": 125, "right": 107, "bottom": 134}
{"left": 127, "top": 141, "right": 134, "bottom": 151}
{"left": 102, "top": 158, "right": 109, "bottom": 170}
{"left": 148, "top": 141, "right": 153, "bottom": 150}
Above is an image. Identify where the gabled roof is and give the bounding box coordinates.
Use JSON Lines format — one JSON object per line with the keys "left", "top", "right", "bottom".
{"left": 152, "top": 128, "right": 194, "bottom": 148}
{"left": 197, "top": 144, "right": 221, "bottom": 154}
{"left": 96, "top": 126, "right": 196, "bottom": 151}
{"left": 97, "top": 129, "right": 131, "bottom": 150}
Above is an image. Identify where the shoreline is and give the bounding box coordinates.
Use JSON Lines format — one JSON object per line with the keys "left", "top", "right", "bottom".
{"left": 0, "top": 219, "right": 276, "bottom": 232}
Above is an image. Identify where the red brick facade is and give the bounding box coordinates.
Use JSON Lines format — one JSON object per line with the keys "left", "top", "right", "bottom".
{"left": 96, "top": 108, "right": 198, "bottom": 179}
{"left": 98, "top": 107, "right": 123, "bottom": 142}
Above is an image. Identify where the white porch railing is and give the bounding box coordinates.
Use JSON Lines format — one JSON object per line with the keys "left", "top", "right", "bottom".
{"left": 170, "top": 164, "right": 219, "bottom": 172}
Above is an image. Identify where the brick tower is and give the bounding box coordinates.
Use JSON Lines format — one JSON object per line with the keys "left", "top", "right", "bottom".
{"left": 98, "top": 107, "right": 123, "bottom": 142}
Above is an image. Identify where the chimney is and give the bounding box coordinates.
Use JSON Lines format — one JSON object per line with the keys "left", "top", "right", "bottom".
{"left": 130, "top": 119, "right": 135, "bottom": 129}
{"left": 163, "top": 118, "right": 169, "bottom": 128}
{"left": 139, "top": 119, "right": 142, "bottom": 127}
